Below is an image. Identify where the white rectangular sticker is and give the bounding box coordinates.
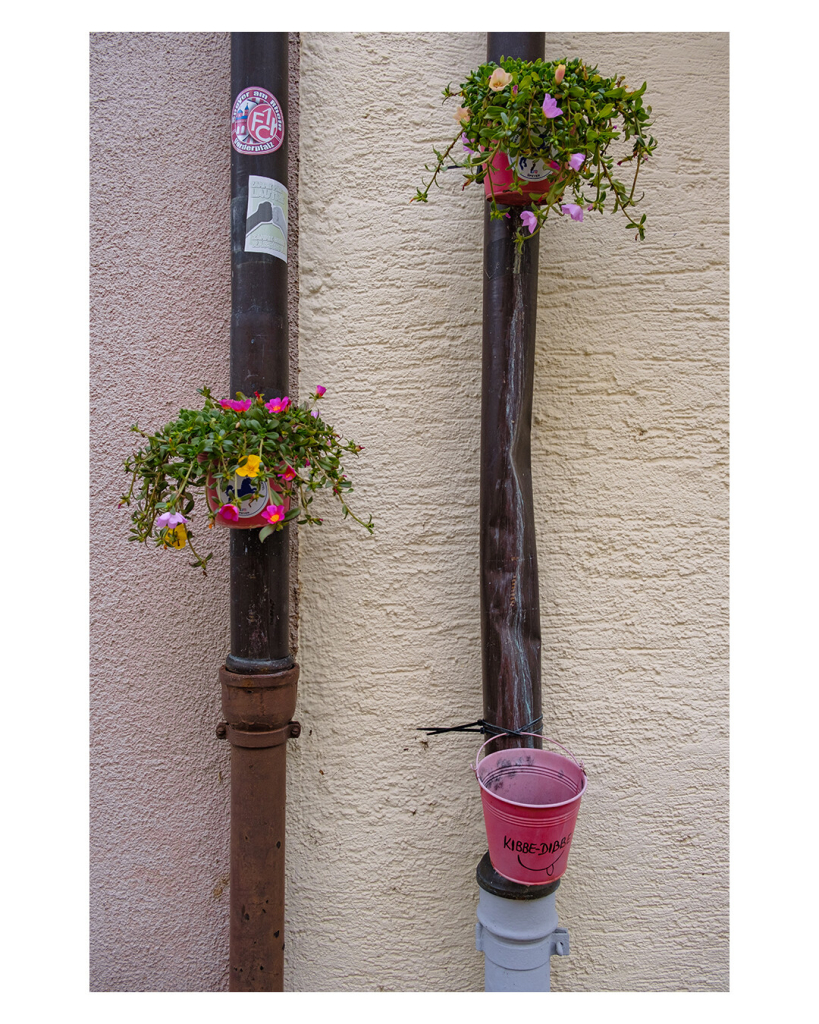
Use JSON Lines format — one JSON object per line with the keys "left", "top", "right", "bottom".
{"left": 244, "top": 175, "right": 288, "bottom": 262}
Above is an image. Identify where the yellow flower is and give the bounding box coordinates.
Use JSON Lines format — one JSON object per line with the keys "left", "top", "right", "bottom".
{"left": 554, "top": 64, "right": 566, "bottom": 85}
{"left": 453, "top": 105, "right": 471, "bottom": 124}
{"left": 488, "top": 68, "right": 512, "bottom": 92}
{"left": 165, "top": 525, "right": 187, "bottom": 549}
{"left": 236, "top": 454, "right": 262, "bottom": 478}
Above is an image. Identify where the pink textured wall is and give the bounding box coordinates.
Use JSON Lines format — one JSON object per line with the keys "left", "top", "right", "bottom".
{"left": 90, "top": 32, "right": 234, "bottom": 991}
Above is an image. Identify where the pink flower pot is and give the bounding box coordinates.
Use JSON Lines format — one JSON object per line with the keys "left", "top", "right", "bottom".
{"left": 205, "top": 470, "right": 290, "bottom": 530}
{"left": 483, "top": 150, "right": 564, "bottom": 206}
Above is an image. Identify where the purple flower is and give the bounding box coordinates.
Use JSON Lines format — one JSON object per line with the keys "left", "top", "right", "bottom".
{"left": 568, "top": 153, "right": 585, "bottom": 171}
{"left": 311, "top": 409, "right": 319, "bottom": 418}
{"left": 561, "top": 204, "right": 584, "bottom": 222}
{"left": 156, "top": 511, "right": 190, "bottom": 529}
{"left": 520, "top": 211, "right": 537, "bottom": 234}
{"left": 542, "top": 93, "right": 562, "bottom": 119}
{"left": 461, "top": 133, "right": 474, "bottom": 154}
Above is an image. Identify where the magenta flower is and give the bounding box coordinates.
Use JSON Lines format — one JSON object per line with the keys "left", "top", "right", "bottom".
{"left": 542, "top": 94, "right": 563, "bottom": 119}
{"left": 218, "top": 504, "right": 239, "bottom": 522}
{"left": 156, "top": 511, "right": 190, "bottom": 529}
{"left": 561, "top": 203, "right": 584, "bottom": 222}
{"left": 220, "top": 398, "right": 252, "bottom": 412}
{"left": 520, "top": 211, "right": 537, "bottom": 234}
{"left": 265, "top": 396, "right": 291, "bottom": 414}
{"left": 278, "top": 466, "right": 297, "bottom": 482}
{"left": 569, "top": 153, "right": 585, "bottom": 171}
{"left": 315, "top": 385, "right": 327, "bottom": 397}
{"left": 261, "top": 504, "right": 287, "bottom": 526}
{"left": 549, "top": 160, "right": 560, "bottom": 170}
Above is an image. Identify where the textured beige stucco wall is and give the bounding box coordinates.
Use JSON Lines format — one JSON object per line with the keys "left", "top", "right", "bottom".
{"left": 292, "top": 31, "right": 727, "bottom": 992}
{"left": 90, "top": 31, "right": 728, "bottom": 992}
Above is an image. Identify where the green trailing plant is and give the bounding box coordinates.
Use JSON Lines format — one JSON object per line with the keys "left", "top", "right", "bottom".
{"left": 121, "top": 386, "right": 373, "bottom": 574}
{"left": 413, "top": 56, "right": 657, "bottom": 250}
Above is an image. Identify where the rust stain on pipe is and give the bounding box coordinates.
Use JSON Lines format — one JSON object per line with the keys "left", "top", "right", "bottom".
{"left": 480, "top": 209, "right": 543, "bottom": 753}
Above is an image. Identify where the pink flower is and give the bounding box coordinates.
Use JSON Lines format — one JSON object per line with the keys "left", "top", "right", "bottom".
{"left": 265, "top": 396, "right": 291, "bottom": 414}
{"left": 520, "top": 211, "right": 537, "bottom": 234}
{"left": 310, "top": 409, "right": 319, "bottom": 418}
{"left": 542, "top": 93, "right": 562, "bottom": 119}
{"left": 549, "top": 160, "right": 560, "bottom": 170}
{"left": 220, "top": 398, "right": 252, "bottom": 412}
{"left": 569, "top": 153, "right": 585, "bottom": 171}
{"left": 156, "top": 511, "right": 190, "bottom": 529}
{"left": 278, "top": 466, "right": 297, "bottom": 482}
{"left": 218, "top": 504, "right": 239, "bottom": 522}
{"left": 261, "top": 504, "right": 286, "bottom": 526}
{"left": 315, "top": 385, "right": 326, "bottom": 397}
{"left": 561, "top": 203, "right": 584, "bottom": 222}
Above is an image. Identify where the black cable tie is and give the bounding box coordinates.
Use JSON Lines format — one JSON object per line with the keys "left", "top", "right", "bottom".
{"left": 417, "top": 716, "right": 543, "bottom": 738}
{"left": 416, "top": 720, "right": 484, "bottom": 736}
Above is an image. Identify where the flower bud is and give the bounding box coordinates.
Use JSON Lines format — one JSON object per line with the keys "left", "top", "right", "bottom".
{"left": 555, "top": 64, "right": 566, "bottom": 84}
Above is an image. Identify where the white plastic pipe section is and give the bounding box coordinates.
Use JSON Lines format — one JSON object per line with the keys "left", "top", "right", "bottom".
{"left": 476, "top": 888, "right": 569, "bottom": 991}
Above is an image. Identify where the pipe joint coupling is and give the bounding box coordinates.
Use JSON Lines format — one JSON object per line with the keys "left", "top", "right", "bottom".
{"left": 224, "top": 721, "right": 301, "bottom": 748}
{"left": 476, "top": 923, "right": 569, "bottom": 970}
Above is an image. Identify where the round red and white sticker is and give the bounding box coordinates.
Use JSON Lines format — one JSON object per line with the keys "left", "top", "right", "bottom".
{"left": 231, "top": 87, "right": 285, "bottom": 155}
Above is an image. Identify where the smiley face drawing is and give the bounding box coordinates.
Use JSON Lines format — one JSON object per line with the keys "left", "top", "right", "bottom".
{"left": 503, "top": 832, "right": 574, "bottom": 877}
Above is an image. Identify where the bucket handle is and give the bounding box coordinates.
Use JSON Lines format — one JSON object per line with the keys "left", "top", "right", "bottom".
{"left": 471, "top": 732, "right": 586, "bottom": 777}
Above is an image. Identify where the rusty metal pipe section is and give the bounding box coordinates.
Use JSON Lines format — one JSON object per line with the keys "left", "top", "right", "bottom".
{"left": 222, "top": 31, "right": 297, "bottom": 993}
{"left": 480, "top": 32, "right": 546, "bottom": 756}
{"left": 220, "top": 666, "right": 299, "bottom": 991}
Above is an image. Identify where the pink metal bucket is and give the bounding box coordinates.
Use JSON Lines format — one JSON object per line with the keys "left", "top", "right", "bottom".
{"left": 473, "top": 733, "right": 587, "bottom": 886}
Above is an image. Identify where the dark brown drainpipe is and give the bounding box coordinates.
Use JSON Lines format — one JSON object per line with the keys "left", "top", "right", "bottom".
{"left": 218, "top": 31, "right": 299, "bottom": 992}
{"left": 476, "top": 31, "right": 559, "bottom": 901}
